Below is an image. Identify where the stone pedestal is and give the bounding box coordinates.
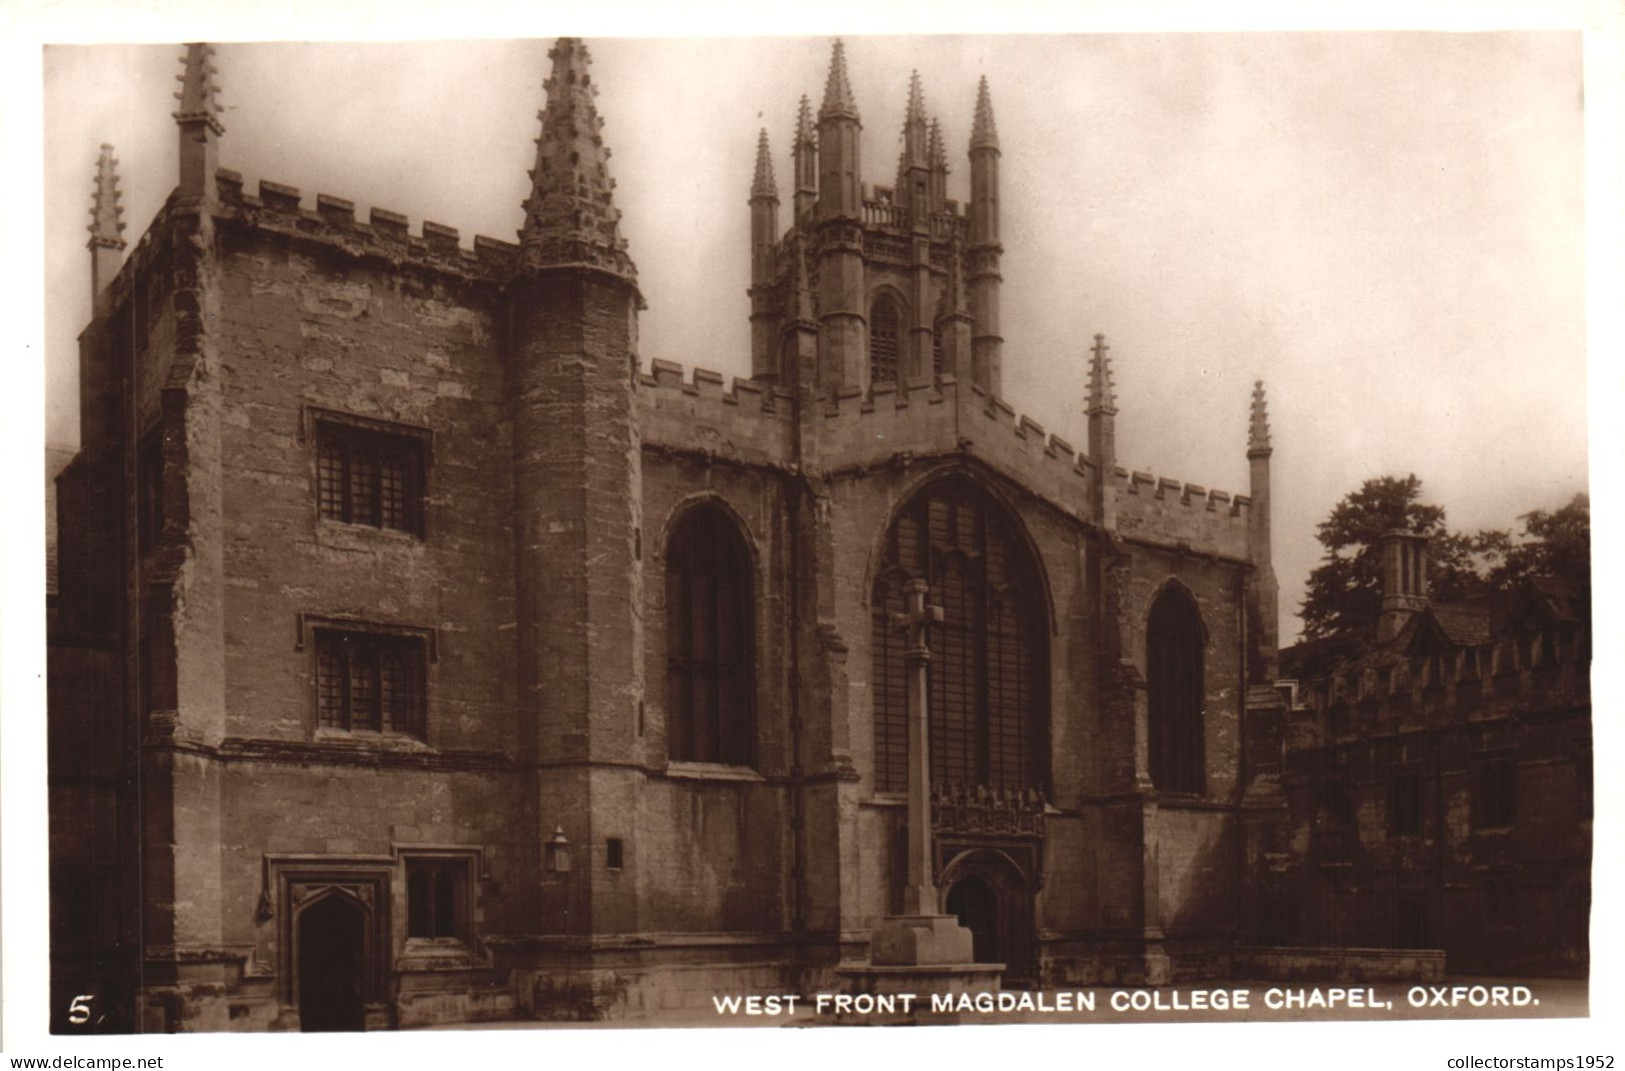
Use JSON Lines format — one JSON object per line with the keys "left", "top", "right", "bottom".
{"left": 869, "top": 913, "right": 975, "bottom": 966}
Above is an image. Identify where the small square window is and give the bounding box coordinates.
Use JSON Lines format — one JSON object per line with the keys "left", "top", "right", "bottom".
{"left": 606, "top": 838, "right": 624, "bottom": 870}
{"left": 315, "top": 419, "right": 426, "bottom": 536}
{"left": 406, "top": 857, "right": 470, "bottom": 940}
{"left": 315, "top": 629, "right": 427, "bottom": 736}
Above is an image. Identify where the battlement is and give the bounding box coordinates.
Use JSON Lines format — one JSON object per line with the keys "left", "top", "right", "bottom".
{"left": 1289, "top": 619, "right": 1591, "bottom": 750}
{"left": 635, "top": 359, "right": 795, "bottom": 469}
{"left": 211, "top": 168, "right": 519, "bottom": 283}
{"left": 1108, "top": 460, "right": 1252, "bottom": 560}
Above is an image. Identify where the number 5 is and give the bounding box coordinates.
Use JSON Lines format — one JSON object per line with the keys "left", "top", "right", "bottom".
{"left": 68, "top": 994, "right": 93, "bottom": 1025}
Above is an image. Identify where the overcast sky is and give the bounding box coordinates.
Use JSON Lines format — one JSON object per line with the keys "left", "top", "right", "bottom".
{"left": 40, "top": 33, "right": 1587, "bottom": 644}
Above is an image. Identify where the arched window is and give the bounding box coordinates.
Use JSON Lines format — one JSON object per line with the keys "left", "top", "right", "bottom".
{"left": 871, "top": 478, "right": 1046, "bottom": 795}
{"left": 870, "top": 296, "right": 902, "bottom": 386}
{"left": 665, "top": 505, "right": 754, "bottom": 765}
{"left": 1147, "top": 587, "right": 1205, "bottom": 794}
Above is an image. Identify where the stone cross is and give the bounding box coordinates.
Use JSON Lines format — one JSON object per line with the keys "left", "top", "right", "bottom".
{"left": 891, "top": 578, "right": 943, "bottom": 916}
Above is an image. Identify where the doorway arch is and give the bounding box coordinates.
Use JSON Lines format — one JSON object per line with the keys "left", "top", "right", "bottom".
{"left": 296, "top": 890, "right": 368, "bottom": 1032}
{"left": 940, "top": 849, "right": 1034, "bottom": 979}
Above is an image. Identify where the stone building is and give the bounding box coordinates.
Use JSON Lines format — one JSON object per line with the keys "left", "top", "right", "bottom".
{"left": 49, "top": 37, "right": 1296, "bottom": 1032}
{"left": 1276, "top": 535, "right": 1592, "bottom": 977}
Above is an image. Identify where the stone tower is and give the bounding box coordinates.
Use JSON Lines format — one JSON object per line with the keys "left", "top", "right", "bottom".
{"left": 750, "top": 39, "right": 1005, "bottom": 400}
{"left": 510, "top": 37, "right": 646, "bottom": 937}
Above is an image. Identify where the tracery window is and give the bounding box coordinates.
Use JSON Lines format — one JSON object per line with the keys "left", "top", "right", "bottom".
{"left": 871, "top": 478, "right": 1046, "bottom": 795}
{"left": 665, "top": 505, "right": 754, "bottom": 766}
{"left": 870, "top": 296, "right": 902, "bottom": 387}
{"left": 1147, "top": 587, "right": 1206, "bottom": 795}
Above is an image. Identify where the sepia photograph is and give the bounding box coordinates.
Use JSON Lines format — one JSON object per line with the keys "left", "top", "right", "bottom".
{"left": 8, "top": 2, "right": 1619, "bottom": 1064}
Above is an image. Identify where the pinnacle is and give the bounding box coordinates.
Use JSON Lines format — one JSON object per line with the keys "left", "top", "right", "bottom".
{"left": 928, "top": 118, "right": 947, "bottom": 171}
{"left": 87, "top": 143, "right": 127, "bottom": 249}
{"left": 1086, "top": 333, "right": 1117, "bottom": 415}
{"left": 971, "top": 74, "right": 998, "bottom": 151}
{"left": 1249, "top": 378, "right": 1272, "bottom": 455}
{"left": 794, "top": 94, "right": 816, "bottom": 147}
{"left": 751, "top": 128, "right": 778, "bottom": 200}
{"left": 819, "top": 39, "right": 860, "bottom": 122}
{"left": 906, "top": 70, "right": 926, "bottom": 125}
{"left": 520, "top": 37, "right": 636, "bottom": 280}
{"left": 172, "top": 42, "right": 224, "bottom": 135}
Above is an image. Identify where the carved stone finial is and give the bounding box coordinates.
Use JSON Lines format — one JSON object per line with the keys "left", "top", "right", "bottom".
{"left": 87, "top": 143, "right": 126, "bottom": 250}
{"left": 971, "top": 74, "right": 998, "bottom": 151}
{"left": 1086, "top": 333, "right": 1117, "bottom": 416}
{"left": 519, "top": 37, "right": 636, "bottom": 280}
{"left": 819, "top": 39, "right": 860, "bottom": 122}
{"left": 173, "top": 43, "right": 224, "bottom": 135}
{"left": 1249, "top": 378, "right": 1272, "bottom": 457}
{"left": 751, "top": 127, "right": 777, "bottom": 200}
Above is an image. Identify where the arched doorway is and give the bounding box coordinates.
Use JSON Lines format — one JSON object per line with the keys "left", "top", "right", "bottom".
{"left": 297, "top": 892, "right": 367, "bottom": 1032}
{"left": 946, "top": 875, "right": 1001, "bottom": 964}
{"left": 941, "top": 849, "right": 1035, "bottom": 979}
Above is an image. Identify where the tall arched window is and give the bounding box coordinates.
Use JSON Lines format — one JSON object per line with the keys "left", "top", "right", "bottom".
{"left": 1147, "top": 586, "right": 1205, "bottom": 794}
{"left": 870, "top": 296, "right": 902, "bottom": 386}
{"left": 871, "top": 477, "right": 1047, "bottom": 795}
{"left": 666, "top": 505, "right": 754, "bottom": 765}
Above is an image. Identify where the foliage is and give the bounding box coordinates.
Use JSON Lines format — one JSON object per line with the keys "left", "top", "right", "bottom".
{"left": 1296, "top": 478, "right": 1588, "bottom": 642}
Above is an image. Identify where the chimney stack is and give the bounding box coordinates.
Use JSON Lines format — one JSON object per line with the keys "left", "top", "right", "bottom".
{"left": 1378, "top": 531, "right": 1429, "bottom": 641}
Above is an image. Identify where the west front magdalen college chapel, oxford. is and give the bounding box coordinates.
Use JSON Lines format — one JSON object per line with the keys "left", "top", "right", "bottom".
{"left": 48, "top": 37, "right": 1590, "bottom": 1032}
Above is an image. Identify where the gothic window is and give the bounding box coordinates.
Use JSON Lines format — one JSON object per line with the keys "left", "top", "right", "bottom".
{"left": 665, "top": 505, "right": 754, "bottom": 766}
{"left": 315, "top": 629, "right": 427, "bottom": 737}
{"left": 405, "top": 856, "right": 470, "bottom": 941}
{"left": 1147, "top": 587, "right": 1205, "bottom": 795}
{"left": 871, "top": 478, "right": 1047, "bottom": 795}
{"left": 870, "top": 295, "right": 902, "bottom": 387}
{"left": 315, "top": 418, "right": 427, "bottom": 536}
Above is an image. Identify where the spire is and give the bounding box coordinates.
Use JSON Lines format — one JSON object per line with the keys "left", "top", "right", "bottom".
{"left": 792, "top": 94, "right": 818, "bottom": 218}
{"left": 906, "top": 71, "right": 926, "bottom": 125}
{"left": 896, "top": 70, "right": 930, "bottom": 198}
{"left": 752, "top": 128, "right": 778, "bottom": 200}
{"left": 795, "top": 94, "right": 817, "bottom": 152}
{"left": 928, "top": 118, "right": 947, "bottom": 172}
{"left": 520, "top": 37, "right": 636, "bottom": 280}
{"left": 1248, "top": 379, "right": 1272, "bottom": 457}
{"left": 1086, "top": 334, "right": 1116, "bottom": 415}
{"left": 970, "top": 75, "right": 998, "bottom": 152}
{"left": 820, "top": 39, "right": 860, "bottom": 122}
{"left": 88, "top": 144, "right": 126, "bottom": 252}
{"left": 173, "top": 43, "right": 224, "bottom": 135}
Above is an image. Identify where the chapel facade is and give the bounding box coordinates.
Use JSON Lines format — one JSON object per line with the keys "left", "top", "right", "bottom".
{"left": 50, "top": 38, "right": 1295, "bottom": 1032}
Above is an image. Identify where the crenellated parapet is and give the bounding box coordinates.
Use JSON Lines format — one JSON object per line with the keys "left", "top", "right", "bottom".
{"left": 1108, "top": 465, "right": 1253, "bottom": 561}
{"left": 210, "top": 169, "right": 519, "bottom": 285}
{"left": 636, "top": 358, "right": 796, "bottom": 469}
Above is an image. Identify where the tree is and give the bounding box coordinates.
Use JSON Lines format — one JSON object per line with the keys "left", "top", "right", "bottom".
{"left": 1477, "top": 493, "right": 1590, "bottom": 596}
{"left": 1298, "top": 475, "right": 1483, "bottom": 641}
{"left": 1298, "top": 479, "right": 1591, "bottom": 642}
